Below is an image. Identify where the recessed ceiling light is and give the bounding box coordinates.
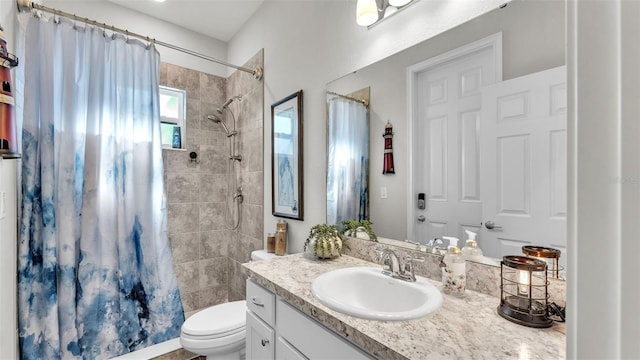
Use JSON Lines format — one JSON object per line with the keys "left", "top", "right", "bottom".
{"left": 153, "top": 0, "right": 166, "bottom": 3}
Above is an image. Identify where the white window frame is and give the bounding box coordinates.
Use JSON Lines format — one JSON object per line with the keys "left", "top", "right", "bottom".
{"left": 160, "top": 85, "right": 187, "bottom": 150}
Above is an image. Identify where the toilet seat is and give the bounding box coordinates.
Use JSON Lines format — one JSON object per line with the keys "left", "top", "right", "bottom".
{"left": 181, "top": 300, "right": 247, "bottom": 340}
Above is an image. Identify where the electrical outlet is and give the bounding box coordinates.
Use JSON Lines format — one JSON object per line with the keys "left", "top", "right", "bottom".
{"left": 380, "top": 186, "right": 388, "bottom": 199}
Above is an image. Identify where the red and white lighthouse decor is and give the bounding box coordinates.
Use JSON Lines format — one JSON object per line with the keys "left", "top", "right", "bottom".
{"left": 0, "top": 24, "right": 19, "bottom": 159}
{"left": 382, "top": 121, "right": 395, "bottom": 174}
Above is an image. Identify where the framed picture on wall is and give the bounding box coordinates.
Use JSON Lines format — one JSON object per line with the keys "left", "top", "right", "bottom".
{"left": 271, "top": 90, "right": 304, "bottom": 220}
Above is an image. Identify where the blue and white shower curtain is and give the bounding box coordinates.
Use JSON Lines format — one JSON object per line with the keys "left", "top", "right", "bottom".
{"left": 17, "top": 15, "right": 184, "bottom": 359}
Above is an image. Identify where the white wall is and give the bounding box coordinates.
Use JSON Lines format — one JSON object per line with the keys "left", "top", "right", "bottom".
{"left": 35, "top": 0, "right": 229, "bottom": 77}
{"left": 0, "top": 159, "right": 18, "bottom": 360}
{"left": 227, "top": 0, "right": 504, "bottom": 253}
{"left": 567, "top": 0, "right": 640, "bottom": 358}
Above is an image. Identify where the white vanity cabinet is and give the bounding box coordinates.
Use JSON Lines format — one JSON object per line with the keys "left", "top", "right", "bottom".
{"left": 246, "top": 279, "right": 374, "bottom": 360}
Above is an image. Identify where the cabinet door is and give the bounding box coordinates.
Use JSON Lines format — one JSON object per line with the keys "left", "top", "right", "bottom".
{"left": 276, "top": 337, "right": 308, "bottom": 360}
{"left": 276, "top": 298, "right": 375, "bottom": 359}
{"left": 246, "top": 310, "right": 275, "bottom": 360}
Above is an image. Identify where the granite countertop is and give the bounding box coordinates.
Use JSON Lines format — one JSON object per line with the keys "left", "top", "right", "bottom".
{"left": 242, "top": 253, "right": 566, "bottom": 360}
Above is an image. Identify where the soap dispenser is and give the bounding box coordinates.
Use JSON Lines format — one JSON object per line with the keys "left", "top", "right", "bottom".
{"left": 441, "top": 236, "right": 466, "bottom": 296}
{"left": 461, "top": 230, "right": 484, "bottom": 263}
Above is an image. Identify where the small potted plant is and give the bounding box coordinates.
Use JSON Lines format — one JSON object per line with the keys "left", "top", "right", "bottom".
{"left": 304, "top": 224, "right": 346, "bottom": 259}
{"left": 339, "top": 219, "right": 378, "bottom": 242}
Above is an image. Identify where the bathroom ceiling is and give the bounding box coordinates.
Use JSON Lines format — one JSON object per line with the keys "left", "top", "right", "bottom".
{"left": 108, "top": 0, "right": 265, "bottom": 42}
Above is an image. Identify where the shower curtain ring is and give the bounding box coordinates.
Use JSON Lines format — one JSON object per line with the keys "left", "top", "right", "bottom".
{"left": 52, "top": 9, "right": 60, "bottom": 24}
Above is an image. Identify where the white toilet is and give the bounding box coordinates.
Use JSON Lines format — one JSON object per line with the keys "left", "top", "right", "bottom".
{"left": 180, "top": 250, "right": 278, "bottom": 359}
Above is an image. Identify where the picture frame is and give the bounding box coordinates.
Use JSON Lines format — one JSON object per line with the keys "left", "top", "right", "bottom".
{"left": 271, "top": 90, "right": 304, "bottom": 220}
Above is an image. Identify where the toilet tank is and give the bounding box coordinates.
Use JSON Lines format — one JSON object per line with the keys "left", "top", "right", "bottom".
{"left": 250, "top": 250, "right": 279, "bottom": 261}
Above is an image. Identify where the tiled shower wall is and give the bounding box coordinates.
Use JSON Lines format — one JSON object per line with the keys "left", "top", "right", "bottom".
{"left": 160, "top": 50, "right": 264, "bottom": 317}
{"left": 227, "top": 50, "right": 265, "bottom": 302}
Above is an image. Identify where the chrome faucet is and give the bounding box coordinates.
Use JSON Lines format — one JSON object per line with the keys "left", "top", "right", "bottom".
{"left": 379, "top": 248, "right": 402, "bottom": 277}
{"left": 374, "top": 248, "right": 424, "bottom": 282}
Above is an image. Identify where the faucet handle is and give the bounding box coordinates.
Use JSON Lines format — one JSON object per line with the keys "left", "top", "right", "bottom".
{"left": 401, "top": 254, "right": 423, "bottom": 282}
{"left": 374, "top": 247, "right": 386, "bottom": 262}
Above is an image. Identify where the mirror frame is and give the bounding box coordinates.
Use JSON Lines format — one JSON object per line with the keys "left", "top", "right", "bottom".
{"left": 271, "top": 90, "right": 304, "bottom": 220}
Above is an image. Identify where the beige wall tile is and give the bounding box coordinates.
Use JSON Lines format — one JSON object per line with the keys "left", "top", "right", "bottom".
{"left": 162, "top": 50, "right": 263, "bottom": 314}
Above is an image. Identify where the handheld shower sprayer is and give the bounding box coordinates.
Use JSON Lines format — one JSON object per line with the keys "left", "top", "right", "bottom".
{"left": 206, "top": 114, "right": 237, "bottom": 137}
{"left": 208, "top": 95, "right": 243, "bottom": 137}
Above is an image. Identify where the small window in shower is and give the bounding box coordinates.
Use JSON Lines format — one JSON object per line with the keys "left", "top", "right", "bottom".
{"left": 159, "top": 85, "right": 187, "bottom": 150}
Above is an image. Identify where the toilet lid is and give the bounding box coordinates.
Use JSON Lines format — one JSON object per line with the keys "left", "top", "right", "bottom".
{"left": 182, "top": 300, "right": 246, "bottom": 338}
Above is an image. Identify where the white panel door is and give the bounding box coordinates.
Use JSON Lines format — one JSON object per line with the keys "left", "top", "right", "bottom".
{"left": 414, "top": 46, "right": 496, "bottom": 243}
{"left": 480, "top": 66, "right": 567, "bottom": 264}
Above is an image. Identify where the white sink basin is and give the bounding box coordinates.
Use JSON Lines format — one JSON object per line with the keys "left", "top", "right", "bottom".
{"left": 311, "top": 267, "right": 443, "bottom": 321}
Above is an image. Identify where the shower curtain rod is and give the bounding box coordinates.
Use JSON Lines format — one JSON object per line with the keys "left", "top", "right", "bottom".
{"left": 326, "top": 91, "right": 369, "bottom": 106}
{"left": 16, "top": 0, "right": 264, "bottom": 80}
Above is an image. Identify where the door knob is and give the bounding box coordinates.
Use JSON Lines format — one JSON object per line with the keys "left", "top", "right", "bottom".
{"left": 417, "top": 215, "right": 426, "bottom": 223}
{"left": 484, "top": 221, "right": 502, "bottom": 230}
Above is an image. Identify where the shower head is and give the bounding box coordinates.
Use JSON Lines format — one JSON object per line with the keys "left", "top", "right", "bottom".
{"left": 206, "top": 114, "right": 236, "bottom": 137}
{"left": 216, "top": 95, "right": 243, "bottom": 114}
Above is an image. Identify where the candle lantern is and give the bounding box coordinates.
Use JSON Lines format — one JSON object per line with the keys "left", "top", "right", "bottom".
{"left": 498, "top": 255, "right": 553, "bottom": 328}
{"left": 522, "top": 245, "right": 562, "bottom": 279}
{"left": 382, "top": 121, "right": 395, "bottom": 174}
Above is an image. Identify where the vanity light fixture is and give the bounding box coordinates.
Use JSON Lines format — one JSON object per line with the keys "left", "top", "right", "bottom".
{"left": 356, "top": 0, "right": 416, "bottom": 28}
{"left": 498, "top": 256, "right": 553, "bottom": 328}
{"left": 522, "top": 245, "right": 562, "bottom": 279}
{"left": 356, "top": 0, "right": 379, "bottom": 26}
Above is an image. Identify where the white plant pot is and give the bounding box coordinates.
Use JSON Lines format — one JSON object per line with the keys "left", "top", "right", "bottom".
{"left": 308, "top": 237, "right": 343, "bottom": 259}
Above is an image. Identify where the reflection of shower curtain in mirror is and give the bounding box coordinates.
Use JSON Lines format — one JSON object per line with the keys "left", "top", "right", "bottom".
{"left": 327, "top": 98, "right": 369, "bottom": 224}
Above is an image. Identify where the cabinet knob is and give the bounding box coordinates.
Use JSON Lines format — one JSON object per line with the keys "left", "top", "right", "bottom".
{"left": 261, "top": 339, "right": 270, "bottom": 347}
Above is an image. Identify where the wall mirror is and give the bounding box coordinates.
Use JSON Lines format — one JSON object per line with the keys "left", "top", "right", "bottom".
{"left": 272, "top": 90, "right": 304, "bottom": 220}
{"left": 325, "top": 0, "right": 567, "bottom": 271}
